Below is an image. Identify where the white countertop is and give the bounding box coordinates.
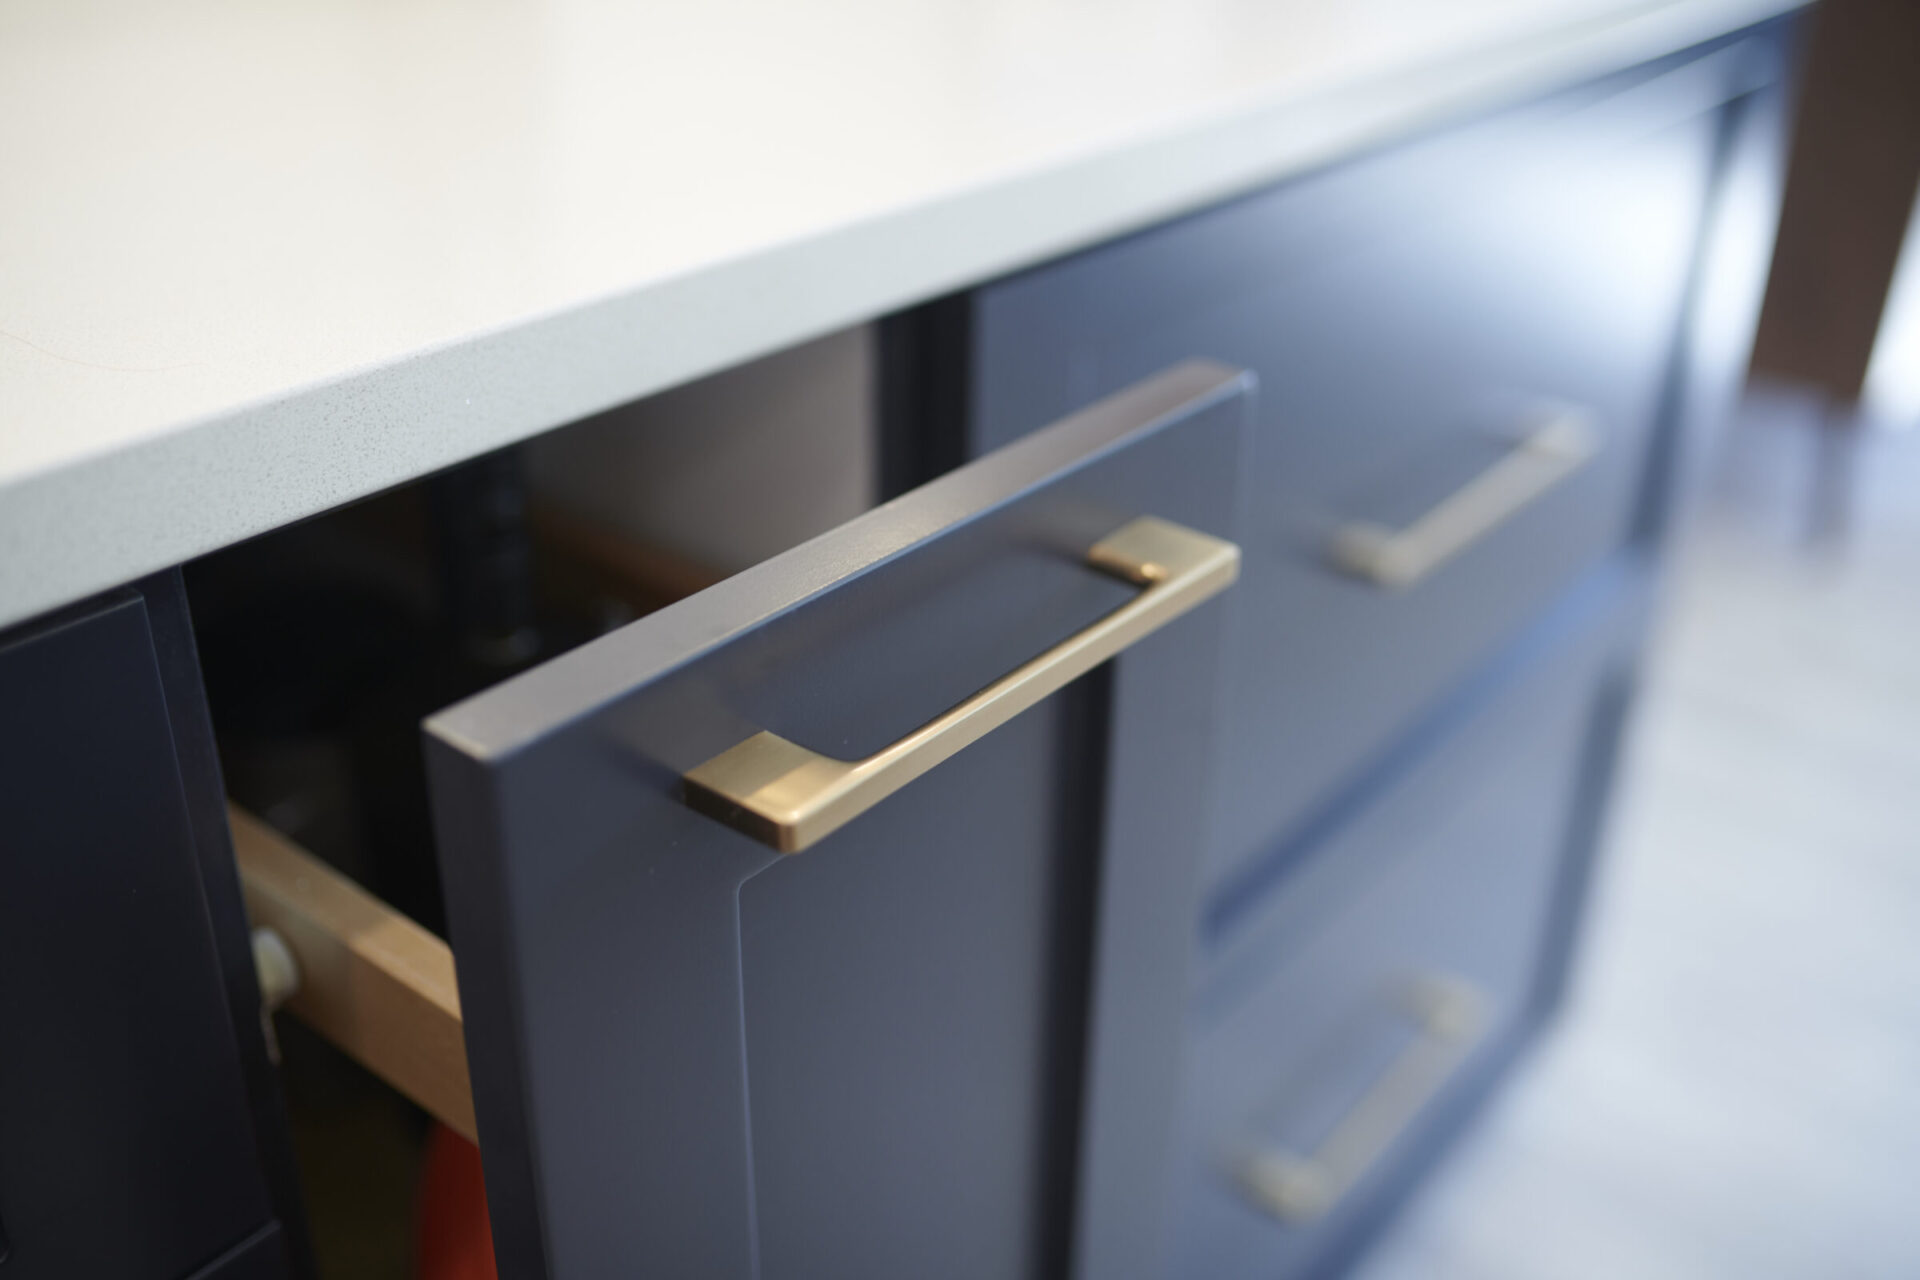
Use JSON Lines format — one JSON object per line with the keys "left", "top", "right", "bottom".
{"left": 1, "top": 0, "right": 1792, "bottom": 629}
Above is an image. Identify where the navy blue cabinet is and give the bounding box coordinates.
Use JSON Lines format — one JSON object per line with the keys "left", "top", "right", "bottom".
{"left": 0, "top": 573, "right": 305, "bottom": 1280}
{"left": 419, "top": 25, "right": 1788, "bottom": 1280}
{"left": 0, "top": 19, "right": 1790, "bottom": 1280}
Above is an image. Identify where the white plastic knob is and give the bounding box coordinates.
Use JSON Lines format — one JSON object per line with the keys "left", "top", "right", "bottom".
{"left": 251, "top": 926, "right": 301, "bottom": 1011}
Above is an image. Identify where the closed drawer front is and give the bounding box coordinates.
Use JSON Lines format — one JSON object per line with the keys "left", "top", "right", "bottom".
{"left": 967, "top": 42, "right": 1747, "bottom": 892}
{"left": 0, "top": 584, "right": 286, "bottom": 1280}
{"left": 1171, "top": 565, "right": 1638, "bottom": 1280}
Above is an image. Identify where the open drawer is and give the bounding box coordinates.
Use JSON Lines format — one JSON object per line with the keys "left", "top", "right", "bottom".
{"left": 388, "top": 362, "right": 1250, "bottom": 1279}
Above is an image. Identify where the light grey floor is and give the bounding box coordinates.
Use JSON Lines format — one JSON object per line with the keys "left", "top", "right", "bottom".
{"left": 1351, "top": 399, "right": 1920, "bottom": 1280}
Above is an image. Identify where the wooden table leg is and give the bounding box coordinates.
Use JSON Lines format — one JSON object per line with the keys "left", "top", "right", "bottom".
{"left": 1750, "top": 0, "right": 1920, "bottom": 411}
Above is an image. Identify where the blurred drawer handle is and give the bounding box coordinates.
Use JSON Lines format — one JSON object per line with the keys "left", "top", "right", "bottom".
{"left": 682, "top": 515, "right": 1240, "bottom": 853}
{"left": 1237, "top": 974, "right": 1489, "bottom": 1224}
{"left": 1328, "top": 411, "right": 1599, "bottom": 588}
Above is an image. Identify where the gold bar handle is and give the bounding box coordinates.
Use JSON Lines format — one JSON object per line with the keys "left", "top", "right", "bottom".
{"left": 682, "top": 516, "right": 1240, "bottom": 853}
{"left": 1236, "top": 974, "right": 1489, "bottom": 1225}
{"left": 1328, "top": 411, "right": 1599, "bottom": 589}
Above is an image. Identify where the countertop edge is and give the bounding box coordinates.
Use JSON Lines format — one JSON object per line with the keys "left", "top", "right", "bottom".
{"left": 0, "top": 0, "right": 1799, "bottom": 632}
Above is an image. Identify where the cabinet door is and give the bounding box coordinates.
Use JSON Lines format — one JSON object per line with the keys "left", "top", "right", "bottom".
{"left": 0, "top": 576, "right": 296, "bottom": 1280}
{"left": 425, "top": 363, "right": 1251, "bottom": 1280}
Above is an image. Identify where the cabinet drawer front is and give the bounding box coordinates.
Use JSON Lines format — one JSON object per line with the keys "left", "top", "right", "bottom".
{"left": 1172, "top": 566, "right": 1639, "bottom": 1279}
{"left": 0, "top": 585, "right": 285, "bottom": 1280}
{"left": 425, "top": 364, "right": 1250, "bottom": 1280}
{"left": 967, "top": 44, "right": 1743, "bottom": 892}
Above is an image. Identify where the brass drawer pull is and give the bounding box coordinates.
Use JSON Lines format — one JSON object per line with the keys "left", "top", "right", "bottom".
{"left": 682, "top": 515, "right": 1240, "bottom": 852}
{"left": 1328, "top": 410, "right": 1599, "bottom": 589}
{"left": 1236, "top": 974, "right": 1489, "bottom": 1224}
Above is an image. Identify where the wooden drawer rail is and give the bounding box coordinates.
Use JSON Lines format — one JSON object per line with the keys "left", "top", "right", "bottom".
{"left": 228, "top": 804, "right": 476, "bottom": 1144}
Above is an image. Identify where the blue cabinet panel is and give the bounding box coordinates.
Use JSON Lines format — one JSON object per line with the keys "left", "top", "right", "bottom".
{"left": 1172, "top": 564, "right": 1642, "bottom": 1279}
{"left": 0, "top": 577, "right": 297, "bottom": 1280}
{"left": 962, "top": 44, "right": 1749, "bottom": 894}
